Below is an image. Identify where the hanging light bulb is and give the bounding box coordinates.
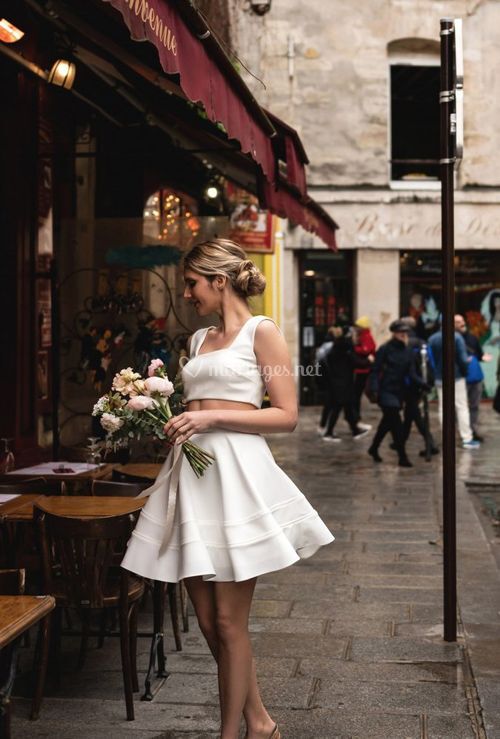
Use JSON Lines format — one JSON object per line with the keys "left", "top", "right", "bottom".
{"left": 206, "top": 185, "right": 219, "bottom": 199}
{"left": 48, "top": 59, "right": 76, "bottom": 89}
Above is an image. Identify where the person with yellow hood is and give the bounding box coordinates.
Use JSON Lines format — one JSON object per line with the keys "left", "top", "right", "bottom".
{"left": 352, "top": 316, "right": 376, "bottom": 429}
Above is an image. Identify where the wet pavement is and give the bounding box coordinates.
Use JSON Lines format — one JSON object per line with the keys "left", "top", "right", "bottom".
{"left": 11, "top": 404, "right": 500, "bottom": 738}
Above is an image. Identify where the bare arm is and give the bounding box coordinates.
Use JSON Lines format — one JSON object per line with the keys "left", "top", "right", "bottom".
{"left": 164, "top": 321, "right": 298, "bottom": 443}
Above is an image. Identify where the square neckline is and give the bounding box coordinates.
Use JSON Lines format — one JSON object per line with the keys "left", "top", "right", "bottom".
{"left": 196, "top": 315, "right": 255, "bottom": 357}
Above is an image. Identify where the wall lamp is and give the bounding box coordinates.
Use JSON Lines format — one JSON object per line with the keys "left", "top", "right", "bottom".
{"left": 0, "top": 18, "right": 25, "bottom": 43}
{"left": 48, "top": 59, "right": 76, "bottom": 89}
{"left": 0, "top": 42, "right": 76, "bottom": 90}
{"left": 250, "top": 0, "right": 272, "bottom": 16}
{"left": 205, "top": 185, "right": 219, "bottom": 199}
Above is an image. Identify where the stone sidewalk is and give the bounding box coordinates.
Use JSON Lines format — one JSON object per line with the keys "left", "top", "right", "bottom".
{"left": 11, "top": 405, "right": 500, "bottom": 738}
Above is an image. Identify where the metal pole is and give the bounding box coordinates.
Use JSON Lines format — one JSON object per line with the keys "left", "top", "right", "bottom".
{"left": 440, "top": 18, "right": 457, "bottom": 642}
{"left": 50, "top": 259, "right": 61, "bottom": 461}
{"left": 420, "top": 344, "right": 432, "bottom": 462}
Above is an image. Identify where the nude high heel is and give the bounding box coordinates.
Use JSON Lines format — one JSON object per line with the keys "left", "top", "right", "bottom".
{"left": 270, "top": 725, "right": 281, "bottom": 739}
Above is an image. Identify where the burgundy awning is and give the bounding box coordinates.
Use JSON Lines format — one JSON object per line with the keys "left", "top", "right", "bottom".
{"left": 102, "top": 0, "right": 276, "bottom": 181}
{"left": 262, "top": 181, "right": 338, "bottom": 251}
{"left": 266, "top": 112, "right": 308, "bottom": 197}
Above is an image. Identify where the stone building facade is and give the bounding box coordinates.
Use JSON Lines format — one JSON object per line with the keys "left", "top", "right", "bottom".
{"left": 230, "top": 0, "right": 500, "bottom": 401}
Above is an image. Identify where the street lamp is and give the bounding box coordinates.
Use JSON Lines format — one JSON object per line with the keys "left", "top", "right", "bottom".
{"left": 250, "top": 0, "right": 272, "bottom": 16}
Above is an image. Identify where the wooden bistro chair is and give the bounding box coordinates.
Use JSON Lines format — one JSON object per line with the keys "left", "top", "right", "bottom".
{"left": 34, "top": 508, "right": 145, "bottom": 721}
{"left": 92, "top": 479, "right": 186, "bottom": 648}
{"left": 91, "top": 480, "right": 147, "bottom": 497}
{"left": 0, "top": 477, "right": 62, "bottom": 575}
{"left": 0, "top": 477, "right": 65, "bottom": 495}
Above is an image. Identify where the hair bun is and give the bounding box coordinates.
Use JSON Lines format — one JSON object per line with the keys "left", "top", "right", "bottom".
{"left": 235, "top": 260, "right": 266, "bottom": 298}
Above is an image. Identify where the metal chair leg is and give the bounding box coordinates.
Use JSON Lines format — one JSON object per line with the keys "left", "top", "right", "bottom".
{"left": 30, "top": 614, "right": 51, "bottom": 720}
{"left": 129, "top": 602, "right": 139, "bottom": 693}
{"left": 119, "top": 602, "right": 135, "bottom": 721}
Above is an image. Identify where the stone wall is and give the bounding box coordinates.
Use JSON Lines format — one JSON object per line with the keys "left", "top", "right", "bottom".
{"left": 230, "top": 0, "right": 500, "bottom": 189}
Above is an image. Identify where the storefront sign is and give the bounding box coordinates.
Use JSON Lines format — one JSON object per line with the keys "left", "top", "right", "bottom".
{"left": 102, "top": 0, "right": 275, "bottom": 180}
{"left": 123, "top": 0, "right": 177, "bottom": 56}
{"left": 225, "top": 183, "right": 275, "bottom": 253}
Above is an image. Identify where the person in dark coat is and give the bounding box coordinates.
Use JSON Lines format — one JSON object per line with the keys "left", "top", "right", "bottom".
{"left": 367, "top": 320, "right": 428, "bottom": 467}
{"left": 399, "top": 316, "right": 439, "bottom": 456}
{"left": 322, "top": 326, "right": 371, "bottom": 442}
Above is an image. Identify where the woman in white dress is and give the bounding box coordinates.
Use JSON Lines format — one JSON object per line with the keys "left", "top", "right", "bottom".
{"left": 121, "top": 239, "right": 334, "bottom": 739}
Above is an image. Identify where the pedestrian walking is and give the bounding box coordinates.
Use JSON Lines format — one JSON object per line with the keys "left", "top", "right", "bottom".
{"left": 321, "top": 326, "right": 371, "bottom": 442}
{"left": 352, "top": 316, "right": 376, "bottom": 430}
{"left": 367, "top": 320, "right": 425, "bottom": 467}
{"left": 455, "top": 313, "right": 492, "bottom": 441}
{"left": 121, "top": 238, "right": 334, "bottom": 739}
{"left": 399, "top": 317, "right": 439, "bottom": 457}
{"left": 315, "top": 327, "right": 336, "bottom": 433}
{"left": 428, "top": 323, "right": 479, "bottom": 449}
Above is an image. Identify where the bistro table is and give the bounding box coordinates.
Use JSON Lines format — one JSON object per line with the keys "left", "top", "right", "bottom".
{"left": 0, "top": 595, "right": 55, "bottom": 738}
{"left": 5, "top": 461, "right": 115, "bottom": 485}
{"left": 0, "top": 496, "right": 169, "bottom": 701}
{"left": 0, "top": 495, "right": 45, "bottom": 523}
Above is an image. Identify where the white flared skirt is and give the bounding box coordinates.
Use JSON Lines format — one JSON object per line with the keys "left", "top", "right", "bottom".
{"left": 121, "top": 430, "right": 334, "bottom": 582}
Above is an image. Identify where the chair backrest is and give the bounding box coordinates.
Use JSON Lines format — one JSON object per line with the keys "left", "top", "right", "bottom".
{"left": 92, "top": 480, "right": 145, "bottom": 497}
{"left": 0, "top": 477, "right": 56, "bottom": 494}
{"left": 111, "top": 469, "right": 152, "bottom": 486}
{"left": 34, "top": 508, "right": 136, "bottom": 608}
{"left": 0, "top": 568, "right": 25, "bottom": 595}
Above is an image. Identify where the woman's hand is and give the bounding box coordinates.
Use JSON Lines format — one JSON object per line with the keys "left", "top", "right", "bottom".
{"left": 164, "top": 411, "right": 216, "bottom": 445}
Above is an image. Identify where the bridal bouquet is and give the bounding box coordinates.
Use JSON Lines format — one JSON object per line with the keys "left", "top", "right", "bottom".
{"left": 92, "top": 359, "right": 214, "bottom": 478}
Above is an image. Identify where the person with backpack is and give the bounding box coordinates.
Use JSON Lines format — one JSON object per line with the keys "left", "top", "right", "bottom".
{"left": 321, "top": 326, "right": 371, "bottom": 442}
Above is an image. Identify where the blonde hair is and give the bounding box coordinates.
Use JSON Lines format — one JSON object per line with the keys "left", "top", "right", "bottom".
{"left": 183, "top": 238, "right": 266, "bottom": 299}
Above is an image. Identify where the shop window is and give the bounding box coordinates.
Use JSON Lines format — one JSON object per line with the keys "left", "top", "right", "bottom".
{"left": 390, "top": 64, "right": 440, "bottom": 183}
{"left": 299, "top": 251, "right": 353, "bottom": 405}
{"left": 143, "top": 188, "right": 200, "bottom": 247}
{"left": 400, "top": 250, "right": 500, "bottom": 397}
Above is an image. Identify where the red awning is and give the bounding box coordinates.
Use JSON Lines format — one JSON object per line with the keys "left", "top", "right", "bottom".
{"left": 262, "top": 113, "right": 338, "bottom": 249}
{"left": 99, "top": 0, "right": 339, "bottom": 250}
{"left": 262, "top": 180, "right": 338, "bottom": 251}
{"left": 102, "top": 0, "right": 276, "bottom": 181}
{"left": 266, "top": 111, "right": 308, "bottom": 197}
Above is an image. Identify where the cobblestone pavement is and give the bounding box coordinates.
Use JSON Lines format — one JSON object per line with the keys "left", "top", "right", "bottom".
{"left": 11, "top": 405, "right": 500, "bottom": 738}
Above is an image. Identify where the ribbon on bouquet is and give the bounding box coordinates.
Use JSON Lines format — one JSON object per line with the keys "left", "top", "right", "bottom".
{"left": 136, "top": 443, "right": 183, "bottom": 550}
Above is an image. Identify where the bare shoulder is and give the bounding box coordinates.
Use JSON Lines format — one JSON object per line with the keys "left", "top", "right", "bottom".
{"left": 254, "top": 318, "right": 289, "bottom": 360}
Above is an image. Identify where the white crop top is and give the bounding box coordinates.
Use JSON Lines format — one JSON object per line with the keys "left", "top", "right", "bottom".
{"left": 181, "top": 315, "right": 281, "bottom": 408}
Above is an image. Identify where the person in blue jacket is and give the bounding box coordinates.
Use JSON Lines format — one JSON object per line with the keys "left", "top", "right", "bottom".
{"left": 455, "top": 314, "right": 492, "bottom": 442}
{"left": 428, "top": 322, "right": 478, "bottom": 449}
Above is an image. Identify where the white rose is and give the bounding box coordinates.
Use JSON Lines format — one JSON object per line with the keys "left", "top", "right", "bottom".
{"left": 144, "top": 376, "right": 174, "bottom": 397}
{"left": 101, "top": 412, "right": 124, "bottom": 433}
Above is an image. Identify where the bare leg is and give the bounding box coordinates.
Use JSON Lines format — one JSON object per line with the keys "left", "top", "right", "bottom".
{"left": 184, "top": 577, "right": 275, "bottom": 739}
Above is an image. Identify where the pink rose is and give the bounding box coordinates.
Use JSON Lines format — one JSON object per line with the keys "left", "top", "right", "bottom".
{"left": 148, "top": 358, "right": 165, "bottom": 377}
{"left": 144, "top": 376, "right": 174, "bottom": 397}
{"left": 127, "top": 395, "right": 155, "bottom": 411}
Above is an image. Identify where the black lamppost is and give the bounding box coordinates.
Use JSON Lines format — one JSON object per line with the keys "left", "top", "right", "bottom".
{"left": 439, "top": 17, "right": 463, "bottom": 643}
